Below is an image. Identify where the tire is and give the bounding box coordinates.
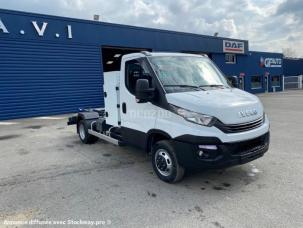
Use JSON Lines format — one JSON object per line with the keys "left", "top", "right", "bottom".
{"left": 151, "top": 140, "right": 185, "bottom": 183}
{"left": 77, "top": 120, "right": 98, "bottom": 144}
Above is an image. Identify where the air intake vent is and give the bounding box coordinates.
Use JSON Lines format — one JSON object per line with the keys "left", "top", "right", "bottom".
{"left": 215, "top": 116, "right": 264, "bottom": 133}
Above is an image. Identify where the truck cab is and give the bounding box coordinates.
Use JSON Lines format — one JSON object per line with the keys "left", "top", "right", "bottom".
{"left": 68, "top": 52, "right": 270, "bottom": 183}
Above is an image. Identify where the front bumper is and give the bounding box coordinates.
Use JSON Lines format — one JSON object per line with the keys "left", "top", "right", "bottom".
{"left": 172, "top": 132, "right": 270, "bottom": 169}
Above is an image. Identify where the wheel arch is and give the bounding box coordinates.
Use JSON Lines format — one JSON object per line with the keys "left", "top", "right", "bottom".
{"left": 145, "top": 129, "right": 172, "bottom": 153}
{"left": 76, "top": 111, "right": 99, "bottom": 133}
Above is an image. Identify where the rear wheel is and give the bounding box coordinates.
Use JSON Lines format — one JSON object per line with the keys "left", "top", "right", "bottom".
{"left": 77, "top": 120, "right": 98, "bottom": 144}
{"left": 152, "top": 140, "right": 185, "bottom": 183}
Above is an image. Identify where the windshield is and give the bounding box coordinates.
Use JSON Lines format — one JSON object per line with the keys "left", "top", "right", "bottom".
{"left": 148, "top": 56, "right": 229, "bottom": 93}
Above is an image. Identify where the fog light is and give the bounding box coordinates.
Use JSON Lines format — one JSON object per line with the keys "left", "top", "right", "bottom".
{"left": 197, "top": 145, "right": 219, "bottom": 159}
{"left": 198, "top": 145, "right": 217, "bottom": 150}
{"left": 198, "top": 150, "right": 211, "bottom": 158}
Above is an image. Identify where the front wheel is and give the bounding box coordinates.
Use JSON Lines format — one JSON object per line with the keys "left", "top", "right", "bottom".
{"left": 77, "top": 120, "right": 98, "bottom": 144}
{"left": 152, "top": 140, "right": 185, "bottom": 183}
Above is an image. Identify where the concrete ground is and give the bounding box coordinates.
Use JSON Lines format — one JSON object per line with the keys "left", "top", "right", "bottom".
{"left": 0, "top": 90, "right": 303, "bottom": 228}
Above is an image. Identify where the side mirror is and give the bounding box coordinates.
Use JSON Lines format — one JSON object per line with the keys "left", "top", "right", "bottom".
{"left": 135, "top": 79, "right": 155, "bottom": 103}
{"left": 231, "top": 76, "right": 239, "bottom": 88}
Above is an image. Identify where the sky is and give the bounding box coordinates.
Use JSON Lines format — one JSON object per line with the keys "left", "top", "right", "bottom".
{"left": 0, "top": 0, "right": 302, "bottom": 57}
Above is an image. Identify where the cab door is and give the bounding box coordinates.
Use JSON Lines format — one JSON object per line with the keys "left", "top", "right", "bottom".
{"left": 119, "top": 57, "right": 157, "bottom": 146}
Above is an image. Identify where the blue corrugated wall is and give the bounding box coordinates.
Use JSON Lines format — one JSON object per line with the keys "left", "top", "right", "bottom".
{"left": 0, "top": 39, "right": 103, "bottom": 120}
{"left": 283, "top": 58, "right": 303, "bottom": 76}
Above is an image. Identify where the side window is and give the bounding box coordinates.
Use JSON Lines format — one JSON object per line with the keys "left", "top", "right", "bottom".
{"left": 125, "top": 59, "right": 153, "bottom": 95}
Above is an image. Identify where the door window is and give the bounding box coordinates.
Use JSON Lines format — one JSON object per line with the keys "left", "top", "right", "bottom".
{"left": 125, "top": 59, "right": 153, "bottom": 95}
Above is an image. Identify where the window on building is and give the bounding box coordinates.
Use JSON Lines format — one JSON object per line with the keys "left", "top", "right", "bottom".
{"left": 225, "top": 54, "right": 236, "bottom": 64}
{"left": 251, "top": 75, "right": 262, "bottom": 89}
{"left": 271, "top": 75, "right": 281, "bottom": 87}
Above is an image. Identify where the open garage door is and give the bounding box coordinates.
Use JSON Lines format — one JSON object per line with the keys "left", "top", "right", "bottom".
{"left": 102, "top": 46, "right": 151, "bottom": 72}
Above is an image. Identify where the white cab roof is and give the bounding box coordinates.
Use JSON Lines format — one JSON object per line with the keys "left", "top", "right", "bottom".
{"left": 122, "top": 52, "right": 207, "bottom": 61}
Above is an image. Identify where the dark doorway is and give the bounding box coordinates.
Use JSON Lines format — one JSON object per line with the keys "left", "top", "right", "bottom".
{"left": 101, "top": 46, "right": 151, "bottom": 72}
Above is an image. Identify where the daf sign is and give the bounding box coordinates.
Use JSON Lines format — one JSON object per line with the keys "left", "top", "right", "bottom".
{"left": 223, "top": 40, "right": 245, "bottom": 54}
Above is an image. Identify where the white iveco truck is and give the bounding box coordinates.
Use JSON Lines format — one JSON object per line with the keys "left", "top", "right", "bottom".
{"left": 68, "top": 52, "right": 270, "bottom": 183}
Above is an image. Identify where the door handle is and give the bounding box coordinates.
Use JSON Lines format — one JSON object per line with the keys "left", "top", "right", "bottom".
{"left": 122, "top": 103, "right": 127, "bottom": 114}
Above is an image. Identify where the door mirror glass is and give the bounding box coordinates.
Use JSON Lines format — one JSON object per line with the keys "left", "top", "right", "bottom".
{"left": 135, "top": 79, "right": 155, "bottom": 103}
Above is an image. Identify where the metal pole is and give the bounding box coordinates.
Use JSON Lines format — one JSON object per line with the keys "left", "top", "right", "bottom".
{"left": 299, "top": 75, "right": 303, "bottom": 89}
{"left": 282, "top": 75, "right": 285, "bottom": 91}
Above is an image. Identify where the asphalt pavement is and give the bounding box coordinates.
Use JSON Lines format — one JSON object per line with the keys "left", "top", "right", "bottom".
{"left": 0, "top": 90, "right": 302, "bottom": 228}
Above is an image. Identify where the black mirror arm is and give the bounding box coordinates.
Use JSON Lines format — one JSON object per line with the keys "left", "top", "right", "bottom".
{"left": 145, "top": 88, "right": 155, "bottom": 93}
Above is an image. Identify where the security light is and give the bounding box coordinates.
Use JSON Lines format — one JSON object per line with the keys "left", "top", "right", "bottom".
{"left": 93, "top": 15, "right": 100, "bottom": 21}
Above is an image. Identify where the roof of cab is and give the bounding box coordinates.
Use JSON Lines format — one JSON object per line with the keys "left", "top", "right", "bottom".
{"left": 122, "top": 52, "right": 207, "bottom": 60}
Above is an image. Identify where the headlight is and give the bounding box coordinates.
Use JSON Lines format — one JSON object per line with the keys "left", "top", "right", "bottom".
{"left": 170, "top": 105, "right": 215, "bottom": 126}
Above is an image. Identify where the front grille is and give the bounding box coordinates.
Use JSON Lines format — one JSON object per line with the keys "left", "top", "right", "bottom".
{"left": 215, "top": 116, "right": 264, "bottom": 133}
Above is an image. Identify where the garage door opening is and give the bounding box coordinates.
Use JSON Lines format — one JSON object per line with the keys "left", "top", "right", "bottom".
{"left": 102, "top": 46, "right": 151, "bottom": 72}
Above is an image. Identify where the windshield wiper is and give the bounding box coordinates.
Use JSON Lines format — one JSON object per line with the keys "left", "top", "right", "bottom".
{"left": 199, "top": 84, "right": 227, "bottom": 88}
{"left": 164, "top": 85, "right": 205, "bottom": 91}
